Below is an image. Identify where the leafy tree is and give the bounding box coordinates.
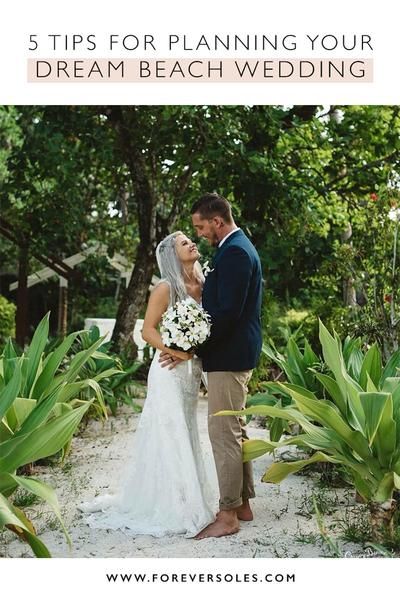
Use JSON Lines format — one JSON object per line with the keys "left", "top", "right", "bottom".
{"left": 1, "top": 105, "right": 399, "bottom": 356}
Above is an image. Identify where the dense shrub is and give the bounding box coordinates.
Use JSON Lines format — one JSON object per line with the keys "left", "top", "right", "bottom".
{"left": 0, "top": 295, "right": 16, "bottom": 344}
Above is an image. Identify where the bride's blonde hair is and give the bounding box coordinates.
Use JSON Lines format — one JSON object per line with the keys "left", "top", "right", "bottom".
{"left": 155, "top": 231, "right": 204, "bottom": 305}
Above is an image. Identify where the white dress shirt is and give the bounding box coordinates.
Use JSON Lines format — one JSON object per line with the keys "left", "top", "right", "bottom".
{"left": 218, "top": 227, "right": 240, "bottom": 248}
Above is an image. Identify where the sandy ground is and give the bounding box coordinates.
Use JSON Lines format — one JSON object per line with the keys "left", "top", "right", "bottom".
{"left": 1, "top": 397, "right": 371, "bottom": 558}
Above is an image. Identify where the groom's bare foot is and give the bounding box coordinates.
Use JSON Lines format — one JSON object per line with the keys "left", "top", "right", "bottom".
{"left": 195, "top": 510, "right": 240, "bottom": 540}
{"left": 236, "top": 500, "right": 253, "bottom": 521}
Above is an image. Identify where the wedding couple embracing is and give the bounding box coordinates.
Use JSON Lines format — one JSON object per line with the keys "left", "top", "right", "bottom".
{"left": 80, "top": 193, "right": 263, "bottom": 540}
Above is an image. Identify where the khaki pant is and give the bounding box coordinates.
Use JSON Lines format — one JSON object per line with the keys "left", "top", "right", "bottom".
{"left": 207, "top": 370, "right": 255, "bottom": 511}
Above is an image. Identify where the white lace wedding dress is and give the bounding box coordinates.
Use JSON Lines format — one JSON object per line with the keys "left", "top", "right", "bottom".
{"left": 80, "top": 308, "right": 217, "bottom": 537}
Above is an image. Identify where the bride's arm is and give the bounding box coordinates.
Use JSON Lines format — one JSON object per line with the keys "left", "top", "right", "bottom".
{"left": 141, "top": 283, "right": 192, "bottom": 361}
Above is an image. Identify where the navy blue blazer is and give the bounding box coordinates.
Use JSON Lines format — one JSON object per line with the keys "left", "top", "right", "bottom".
{"left": 197, "top": 229, "right": 263, "bottom": 372}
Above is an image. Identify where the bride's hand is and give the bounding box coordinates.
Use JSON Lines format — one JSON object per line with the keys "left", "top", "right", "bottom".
{"left": 159, "top": 349, "right": 193, "bottom": 369}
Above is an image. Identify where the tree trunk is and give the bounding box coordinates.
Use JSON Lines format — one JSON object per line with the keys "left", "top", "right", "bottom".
{"left": 106, "top": 106, "right": 196, "bottom": 355}
{"left": 111, "top": 243, "right": 155, "bottom": 357}
{"left": 15, "top": 244, "right": 29, "bottom": 348}
{"left": 341, "top": 223, "right": 357, "bottom": 307}
{"left": 57, "top": 277, "right": 68, "bottom": 337}
{"left": 368, "top": 499, "right": 397, "bottom": 542}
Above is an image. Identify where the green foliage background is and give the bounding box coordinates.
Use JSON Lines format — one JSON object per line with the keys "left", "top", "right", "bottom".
{"left": 1, "top": 105, "right": 400, "bottom": 362}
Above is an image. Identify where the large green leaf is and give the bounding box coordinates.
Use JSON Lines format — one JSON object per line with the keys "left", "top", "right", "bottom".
{"left": 0, "top": 492, "right": 51, "bottom": 557}
{"left": 57, "top": 379, "right": 107, "bottom": 418}
{"left": 286, "top": 338, "right": 307, "bottom": 387}
{"left": 32, "top": 331, "right": 81, "bottom": 400}
{"left": 216, "top": 404, "right": 313, "bottom": 432}
{"left": 57, "top": 382, "right": 88, "bottom": 404}
{"left": 7, "top": 397, "right": 36, "bottom": 430}
{"left": 263, "top": 381, "right": 291, "bottom": 396}
{"left": 279, "top": 383, "right": 375, "bottom": 467}
{"left": 359, "top": 392, "right": 390, "bottom": 446}
{"left": 303, "top": 339, "right": 319, "bottom": 365}
{"left": 0, "top": 359, "right": 22, "bottom": 420}
{"left": 278, "top": 382, "right": 319, "bottom": 401}
{"left": 373, "top": 394, "right": 397, "bottom": 468}
{"left": 0, "top": 472, "right": 18, "bottom": 496}
{"left": 342, "top": 335, "right": 362, "bottom": 365}
{"left": 62, "top": 336, "right": 107, "bottom": 384}
{"left": 2, "top": 340, "right": 18, "bottom": 384}
{"left": 286, "top": 428, "right": 348, "bottom": 455}
{"left": 311, "top": 371, "right": 347, "bottom": 415}
{"left": 352, "top": 471, "right": 373, "bottom": 501}
{"left": 262, "top": 342, "right": 285, "bottom": 366}
{"left": 24, "top": 313, "right": 50, "bottom": 397}
{"left": 93, "top": 368, "right": 124, "bottom": 382}
{"left": 242, "top": 439, "right": 275, "bottom": 462}
{"left": 269, "top": 416, "right": 286, "bottom": 442}
{"left": 7, "top": 473, "right": 71, "bottom": 545}
{"left": 0, "top": 419, "right": 13, "bottom": 443}
{"left": 246, "top": 392, "right": 278, "bottom": 408}
{"left": 319, "top": 321, "right": 347, "bottom": 401}
{"left": 262, "top": 451, "right": 340, "bottom": 483}
{"left": 382, "top": 377, "right": 400, "bottom": 395}
{"left": 374, "top": 472, "right": 394, "bottom": 503}
{"left": 13, "top": 384, "right": 65, "bottom": 439}
{"left": 380, "top": 348, "right": 400, "bottom": 384}
{"left": 346, "top": 347, "right": 364, "bottom": 382}
{"left": 343, "top": 375, "right": 366, "bottom": 432}
{"left": 366, "top": 373, "right": 378, "bottom": 393}
{"left": 22, "top": 529, "right": 52, "bottom": 558}
{"left": 360, "top": 344, "right": 382, "bottom": 391}
{"left": 0, "top": 401, "right": 92, "bottom": 472}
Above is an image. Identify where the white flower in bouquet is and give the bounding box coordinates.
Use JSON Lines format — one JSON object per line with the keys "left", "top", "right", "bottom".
{"left": 160, "top": 299, "right": 212, "bottom": 357}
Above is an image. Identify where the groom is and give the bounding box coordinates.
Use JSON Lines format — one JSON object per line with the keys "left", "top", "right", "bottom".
{"left": 160, "top": 193, "right": 263, "bottom": 538}
{"left": 192, "top": 193, "right": 262, "bottom": 538}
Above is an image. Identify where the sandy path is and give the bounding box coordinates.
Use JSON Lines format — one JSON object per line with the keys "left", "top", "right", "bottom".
{"left": 1, "top": 399, "right": 367, "bottom": 558}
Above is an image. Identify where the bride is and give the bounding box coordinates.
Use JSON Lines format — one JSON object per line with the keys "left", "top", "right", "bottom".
{"left": 79, "top": 231, "right": 217, "bottom": 537}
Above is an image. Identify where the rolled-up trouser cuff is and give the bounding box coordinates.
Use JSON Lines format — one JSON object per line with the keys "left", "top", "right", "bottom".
{"left": 242, "top": 491, "right": 256, "bottom": 501}
{"left": 219, "top": 498, "right": 243, "bottom": 511}
{"left": 219, "top": 491, "right": 256, "bottom": 511}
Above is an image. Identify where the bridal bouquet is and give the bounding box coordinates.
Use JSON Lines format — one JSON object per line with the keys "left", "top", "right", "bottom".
{"left": 160, "top": 299, "right": 211, "bottom": 369}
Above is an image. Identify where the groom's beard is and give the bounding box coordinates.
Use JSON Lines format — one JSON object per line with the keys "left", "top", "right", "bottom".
{"left": 209, "top": 232, "right": 219, "bottom": 247}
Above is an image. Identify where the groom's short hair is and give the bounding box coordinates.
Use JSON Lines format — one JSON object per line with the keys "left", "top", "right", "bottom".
{"left": 191, "top": 193, "right": 233, "bottom": 224}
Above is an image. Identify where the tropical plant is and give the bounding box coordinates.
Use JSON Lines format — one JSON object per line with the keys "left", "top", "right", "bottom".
{"left": 219, "top": 321, "right": 400, "bottom": 543}
{"left": 0, "top": 313, "right": 122, "bottom": 556}
{"left": 248, "top": 336, "right": 327, "bottom": 441}
{"left": 0, "top": 295, "right": 16, "bottom": 345}
{"left": 254, "top": 331, "right": 390, "bottom": 441}
{"left": 69, "top": 325, "right": 143, "bottom": 416}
